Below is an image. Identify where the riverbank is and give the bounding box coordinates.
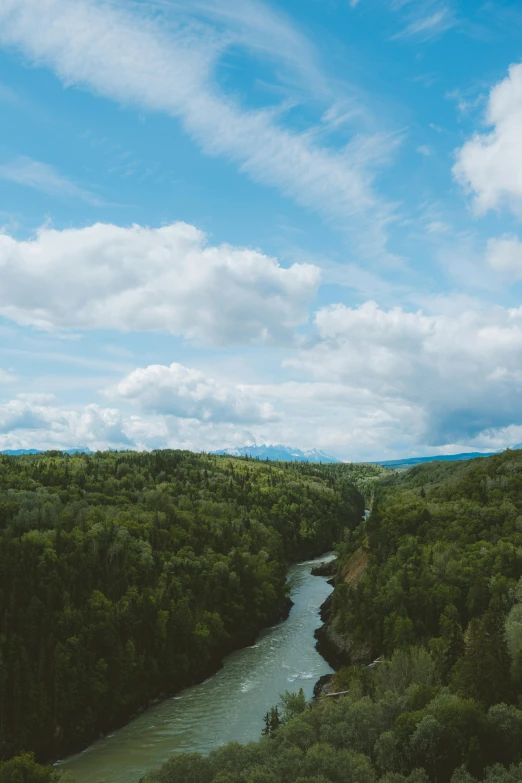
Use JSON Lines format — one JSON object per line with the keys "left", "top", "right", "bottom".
{"left": 57, "top": 554, "right": 336, "bottom": 783}
{"left": 313, "top": 545, "right": 371, "bottom": 673}
{"left": 60, "top": 595, "right": 296, "bottom": 761}
{"left": 52, "top": 592, "right": 294, "bottom": 765}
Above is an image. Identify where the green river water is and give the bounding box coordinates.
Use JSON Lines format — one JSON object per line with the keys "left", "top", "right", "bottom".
{"left": 57, "top": 553, "right": 335, "bottom": 783}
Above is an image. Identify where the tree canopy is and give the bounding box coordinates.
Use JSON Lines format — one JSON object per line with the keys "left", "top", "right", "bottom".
{"left": 0, "top": 449, "right": 363, "bottom": 761}
{"left": 143, "top": 449, "right": 522, "bottom": 783}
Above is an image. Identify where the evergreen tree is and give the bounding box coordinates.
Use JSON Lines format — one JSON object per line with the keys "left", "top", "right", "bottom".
{"left": 451, "top": 607, "right": 511, "bottom": 706}
{"left": 439, "top": 604, "right": 465, "bottom": 677}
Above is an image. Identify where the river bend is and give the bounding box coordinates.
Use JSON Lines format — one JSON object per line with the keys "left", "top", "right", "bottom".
{"left": 58, "top": 553, "right": 335, "bottom": 783}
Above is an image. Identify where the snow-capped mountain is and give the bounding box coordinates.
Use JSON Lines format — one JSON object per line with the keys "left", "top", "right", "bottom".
{"left": 212, "top": 444, "right": 341, "bottom": 463}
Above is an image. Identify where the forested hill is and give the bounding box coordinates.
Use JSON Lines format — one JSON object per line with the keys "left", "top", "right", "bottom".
{"left": 314, "top": 448, "right": 522, "bottom": 782}
{"left": 333, "top": 448, "right": 522, "bottom": 661}
{"left": 139, "top": 450, "right": 522, "bottom": 783}
{"left": 0, "top": 449, "right": 364, "bottom": 763}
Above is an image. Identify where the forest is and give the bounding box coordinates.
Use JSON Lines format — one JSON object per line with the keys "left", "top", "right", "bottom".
{"left": 9, "top": 449, "right": 522, "bottom": 783}
{"left": 136, "top": 449, "right": 522, "bottom": 783}
{"left": 0, "top": 449, "right": 364, "bottom": 763}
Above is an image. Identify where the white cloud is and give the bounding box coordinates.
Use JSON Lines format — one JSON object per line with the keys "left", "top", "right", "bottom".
{"left": 0, "top": 388, "right": 419, "bottom": 459}
{"left": 0, "top": 156, "right": 107, "bottom": 205}
{"left": 287, "top": 300, "right": 522, "bottom": 444}
{"left": 0, "top": 399, "right": 53, "bottom": 434}
{"left": 454, "top": 63, "right": 522, "bottom": 215}
{"left": 0, "top": 221, "right": 319, "bottom": 344}
{"left": 394, "top": 11, "right": 453, "bottom": 40}
{"left": 0, "top": 0, "right": 392, "bottom": 236}
{"left": 178, "top": 0, "right": 328, "bottom": 96}
{"left": 0, "top": 400, "right": 133, "bottom": 448}
{"left": 17, "top": 392, "right": 57, "bottom": 404}
{"left": 111, "top": 362, "right": 278, "bottom": 424}
{"left": 391, "top": 1, "right": 455, "bottom": 41}
{"left": 486, "top": 235, "right": 522, "bottom": 280}
{"left": 0, "top": 352, "right": 521, "bottom": 459}
{"left": 0, "top": 369, "right": 17, "bottom": 383}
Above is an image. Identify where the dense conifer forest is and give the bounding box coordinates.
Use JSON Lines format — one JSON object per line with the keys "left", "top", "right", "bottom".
{"left": 138, "top": 450, "right": 522, "bottom": 783}
{"left": 10, "top": 449, "right": 522, "bottom": 783}
{"left": 0, "top": 450, "right": 364, "bottom": 763}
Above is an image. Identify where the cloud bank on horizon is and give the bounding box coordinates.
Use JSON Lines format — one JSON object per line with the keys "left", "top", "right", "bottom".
{"left": 1, "top": 0, "right": 522, "bottom": 461}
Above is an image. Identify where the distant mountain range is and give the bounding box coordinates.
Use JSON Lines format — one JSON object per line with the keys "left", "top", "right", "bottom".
{"left": 212, "top": 444, "right": 341, "bottom": 463}
{"left": 373, "top": 451, "right": 499, "bottom": 471}
{"left": 3, "top": 445, "right": 520, "bottom": 470}
{"left": 212, "top": 444, "right": 512, "bottom": 469}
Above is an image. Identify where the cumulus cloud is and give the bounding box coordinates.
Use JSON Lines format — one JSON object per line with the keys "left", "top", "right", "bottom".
{"left": 0, "top": 400, "right": 51, "bottom": 434}
{"left": 0, "top": 387, "right": 418, "bottom": 459}
{"left": 111, "top": 362, "right": 278, "bottom": 424}
{"left": 0, "top": 361, "right": 519, "bottom": 459}
{"left": 287, "top": 300, "right": 522, "bottom": 443}
{"left": 0, "top": 221, "right": 319, "bottom": 344}
{"left": 0, "top": 395, "right": 276, "bottom": 454}
{"left": 0, "top": 400, "right": 133, "bottom": 449}
{"left": 486, "top": 235, "right": 522, "bottom": 280}
{"left": 454, "top": 63, "right": 522, "bottom": 215}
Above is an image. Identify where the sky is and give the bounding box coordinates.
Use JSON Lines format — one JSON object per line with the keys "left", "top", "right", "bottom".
{"left": 1, "top": 0, "right": 522, "bottom": 461}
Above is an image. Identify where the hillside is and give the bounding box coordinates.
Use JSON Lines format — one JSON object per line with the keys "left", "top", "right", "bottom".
{"left": 329, "top": 449, "right": 522, "bottom": 661}
{"left": 0, "top": 449, "right": 363, "bottom": 763}
{"left": 142, "top": 449, "right": 522, "bottom": 783}
{"left": 320, "top": 462, "right": 393, "bottom": 502}
{"left": 374, "top": 451, "right": 496, "bottom": 471}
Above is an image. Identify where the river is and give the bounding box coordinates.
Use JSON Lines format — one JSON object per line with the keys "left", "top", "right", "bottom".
{"left": 57, "top": 553, "right": 335, "bottom": 783}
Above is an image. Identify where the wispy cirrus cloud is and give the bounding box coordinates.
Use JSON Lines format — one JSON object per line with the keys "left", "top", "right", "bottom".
{"left": 0, "top": 0, "right": 396, "bottom": 246}
{"left": 390, "top": 0, "right": 456, "bottom": 41}
{"left": 0, "top": 156, "right": 108, "bottom": 205}
{"left": 0, "top": 79, "right": 23, "bottom": 106}
{"left": 160, "top": 0, "right": 329, "bottom": 97}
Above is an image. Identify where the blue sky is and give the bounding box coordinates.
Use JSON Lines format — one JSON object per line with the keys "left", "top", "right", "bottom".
{"left": 1, "top": 0, "right": 522, "bottom": 460}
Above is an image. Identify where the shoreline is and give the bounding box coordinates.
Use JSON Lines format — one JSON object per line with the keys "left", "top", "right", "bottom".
{"left": 311, "top": 560, "right": 351, "bottom": 690}
{"left": 55, "top": 595, "right": 294, "bottom": 767}
{"left": 55, "top": 550, "right": 333, "bottom": 769}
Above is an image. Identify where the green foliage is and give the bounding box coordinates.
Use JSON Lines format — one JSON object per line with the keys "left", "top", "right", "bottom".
{"left": 262, "top": 689, "right": 307, "bottom": 738}
{"left": 280, "top": 688, "right": 308, "bottom": 724}
{"left": 0, "top": 449, "right": 363, "bottom": 761}
{"left": 0, "top": 752, "right": 60, "bottom": 783}
{"left": 145, "top": 684, "right": 522, "bottom": 783}
{"left": 144, "top": 449, "right": 522, "bottom": 783}
{"left": 262, "top": 707, "right": 281, "bottom": 737}
{"left": 330, "top": 451, "right": 522, "bottom": 663}
{"left": 319, "top": 463, "right": 393, "bottom": 504}
{"left": 16, "top": 449, "right": 522, "bottom": 783}
{"left": 450, "top": 607, "right": 512, "bottom": 706}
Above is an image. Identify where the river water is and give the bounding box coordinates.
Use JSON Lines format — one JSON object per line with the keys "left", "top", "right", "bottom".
{"left": 58, "top": 553, "right": 335, "bottom": 783}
